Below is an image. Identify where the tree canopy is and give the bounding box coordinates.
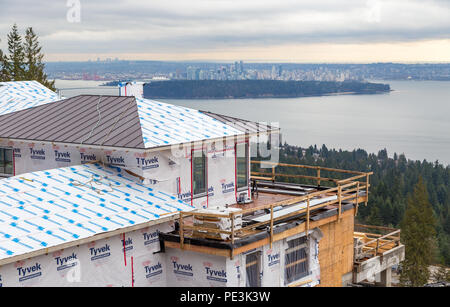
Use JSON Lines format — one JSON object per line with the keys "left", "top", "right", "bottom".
{"left": 261, "top": 143, "right": 450, "bottom": 267}
{"left": 0, "top": 24, "right": 55, "bottom": 90}
{"left": 400, "top": 177, "right": 437, "bottom": 286}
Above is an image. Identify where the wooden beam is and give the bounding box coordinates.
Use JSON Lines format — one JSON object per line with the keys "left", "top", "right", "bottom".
{"left": 180, "top": 212, "right": 184, "bottom": 250}
{"left": 270, "top": 204, "right": 274, "bottom": 248}
{"left": 164, "top": 241, "right": 231, "bottom": 258}
{"left": 231, "top": 208, "right": 355, "bottom": 256}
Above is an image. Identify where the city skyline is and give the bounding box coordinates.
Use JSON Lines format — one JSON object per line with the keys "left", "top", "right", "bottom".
{"left": 1, "top": 0, "right": 450, "bottom": 63}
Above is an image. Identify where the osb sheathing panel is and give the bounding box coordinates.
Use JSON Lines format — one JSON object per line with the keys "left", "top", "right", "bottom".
{"left": 316, "top": 208, "right": 355, "bottom": 287}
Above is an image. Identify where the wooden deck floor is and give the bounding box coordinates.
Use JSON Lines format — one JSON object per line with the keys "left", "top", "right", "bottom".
{"left": 230, "top": 192, "right": 299, "bottom": 210}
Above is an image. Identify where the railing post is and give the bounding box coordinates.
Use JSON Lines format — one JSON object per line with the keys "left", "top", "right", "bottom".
{"left": 179, "top": 212, "right": 184, "bottom": 250}
{"left": 317, "top": 167, "right": 321, "bottom": 187}
{"left": 338, "top": 184, "right": 342, "bottom": 220}
{"left": 272, "top": 166, "right": 275, "bottom": 182}
{"left": 231, "top": 212, "right": 235, "bottom": 245}
{"left": 375, "top": 238, "right": 379, "bottom": 256}
{"left": 306, "top": 197, "right": 310, "bottom": 234}
{"left": 270, "top": 204, "right": 274, "bottom": 248}
{"left": 355, "top": 181, "right": 360, "bottom": 217}
{"left": 365, "top": 174, "right": 369, "bottom": 206}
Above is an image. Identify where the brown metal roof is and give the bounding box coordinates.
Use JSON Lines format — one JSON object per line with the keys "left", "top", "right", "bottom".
{"left": 0, "top": 95, "right": 146, "bottom": 149}
{"left": 199, "top": 110, "right": 279, "bottom": 135}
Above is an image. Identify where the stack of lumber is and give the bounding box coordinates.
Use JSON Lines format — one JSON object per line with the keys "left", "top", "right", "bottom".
{"left": 193, "top": 207, "right": 242, "bottom": 240}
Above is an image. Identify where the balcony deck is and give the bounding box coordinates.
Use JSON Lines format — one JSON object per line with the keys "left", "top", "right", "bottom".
{"left": 352, "top": 224, "right": 405, "bottom": 286}
{"left": 159, "top": 161, "right": 373, "bottom": 259}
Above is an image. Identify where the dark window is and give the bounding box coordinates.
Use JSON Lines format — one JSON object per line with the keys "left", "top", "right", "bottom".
{"left": 284, "top": 236, "right": 309, "bottom": 285}
{"left": 246, "top": 251, "right": 261, "bottom": 287}
{"left": 192, "top": 150, "right": 206, "bottom": 197}
{"left": 0, "top": 148, "right": 13, "bottom": 176}
{"left": 236, "top": 143, "right": 248, "bottom": 190}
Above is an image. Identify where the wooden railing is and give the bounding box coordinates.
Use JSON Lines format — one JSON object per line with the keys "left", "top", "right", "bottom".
{"left": 177, "top": 163, "right": 372, "bottom": 250}
{"left": 354, "top": 224, "right": 401, "bottom": 262}
{"left": 250, "top": 160, "right": 372, "bottom": 206}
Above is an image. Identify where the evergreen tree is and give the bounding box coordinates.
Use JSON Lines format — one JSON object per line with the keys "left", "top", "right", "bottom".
{"left": 23, "top": 27, "right": 55, "bottom": 90}
{"left": 0, "top": 41, "right": 7, "bottom": 81}
{"left": 5, "top": 24, "right": 26, "bottom": 81}
{"left": 400, "top": 177, "right": 437, "bottom": 286}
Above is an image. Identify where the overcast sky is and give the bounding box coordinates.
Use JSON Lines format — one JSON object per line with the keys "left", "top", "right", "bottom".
{"left": 0, "top": 0, "right": 449, "bottom": 62}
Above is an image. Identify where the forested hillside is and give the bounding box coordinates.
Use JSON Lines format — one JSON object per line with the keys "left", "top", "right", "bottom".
{"left": 143, "top": 80, "right": 390, "bottom": 99}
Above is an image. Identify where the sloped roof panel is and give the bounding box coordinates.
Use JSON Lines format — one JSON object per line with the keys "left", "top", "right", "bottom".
{"left": 136, "top": 97, "right": 244, "bottom": 148}
{"left": 199, "top": 110, "right": 280, "bottom": 135}
{"left": 0, "top": 95, "right": 146, "bottom": 149}
{"left": 0, "top": 81, "right": 59, "bottom": 115}
{"left": 0, "top": 163, "right": 194, "bottom": 261}
{"left": 0, "top": 94, "right": 245, "bottom": 149}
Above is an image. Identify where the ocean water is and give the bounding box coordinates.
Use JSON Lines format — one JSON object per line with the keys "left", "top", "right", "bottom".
{"left": 55, "top": 80, "right": 450, "bottom": 165}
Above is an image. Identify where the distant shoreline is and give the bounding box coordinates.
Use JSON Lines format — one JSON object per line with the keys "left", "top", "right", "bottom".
{"left": 138, "top": 80, "right": 391, "bottom": 100}
{"left": 146, "top": 90, "right": 392, "bottom": 100}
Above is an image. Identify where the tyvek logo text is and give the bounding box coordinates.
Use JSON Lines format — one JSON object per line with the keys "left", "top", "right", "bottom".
{"left": 172, "top": 261, "right": 194, "bottom": 277}
{"left": 17, "top": 263, "right": 42, "bottom": 282}
{"left": 55, "top": 150, "right": 71, "bottom": 163}
{"left": 136, "top": 156, "right": 159, "bottom": 170}
{"left": 55, "top": 252, "right": 78, "bottom": 271}
{"left": 145, "top": 262, "right": 163, "bottom": 278}
{"left": 90, "top": 244, "right": 111, "bottom": 261}
{"left": 143, "top": 230, "right": 159, "bottom": 246}
{"left": 29, "top": 148, "right": 45, "bottom": 160}
{"left": 205, "top": 267, "right": 227, "bottom": 283}
{"left": 80, "top": 153, "right": 97, "bottom": 164}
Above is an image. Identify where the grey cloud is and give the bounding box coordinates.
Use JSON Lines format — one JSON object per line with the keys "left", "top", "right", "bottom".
{"left": 0, "top": 0, "right": 449, "bottom": 54}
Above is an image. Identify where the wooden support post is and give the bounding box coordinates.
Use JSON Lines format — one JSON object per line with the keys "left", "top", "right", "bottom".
{"left": 270, "top": 204, "right": 274, "bottom": 248}
{"left": 231, "top": 212, "right": 235, "bottom": 245}
{"left": 355, "top": 181, "right": 360, "bottom": 217}
{"left": 365, "top": 174, "right": 369, "bottom": 206}
{"left": 338, "top": 184, "right": 342, "bottom": 221}
{"left": 179, "top": 212, "right": 184, "bottom": 250}
{"left": 375, "top": 238, "right": 379, "bottom": 256}
{"left": 317, "top": 168, "right": 321, "bottom": 187}
{"left": 306, "top": 197, "right": 310, "bottom": 234}
{"left": 231, "top": 212, "right": 235, "bottom": 260}
{"left": 272, "top": 166, "right": 275, "bottom": 182}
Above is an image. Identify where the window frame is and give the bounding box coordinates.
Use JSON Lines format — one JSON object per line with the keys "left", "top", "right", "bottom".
{"left": 0, "top": 147, "right": 14, "bottom": 177}
{"left": 284, "top": 236, "right": 310, "bottom": 285}
{"left": 191, "top": 147, "right": 207, "bottom": 199}
{"left": 245, "top": 250, "right": 262, "bottom": 287}
{"left": 235, "top": 141, "right": 249, "bottom": 192}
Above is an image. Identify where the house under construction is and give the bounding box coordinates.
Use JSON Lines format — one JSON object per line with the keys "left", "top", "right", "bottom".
{"left": 0, "top": 81, "right": 404, "bottom": 287}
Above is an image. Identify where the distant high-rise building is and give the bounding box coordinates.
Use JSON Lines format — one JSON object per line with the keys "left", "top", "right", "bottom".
{"left": 187, "top": 66, "right": 200, "bottom": 80}
{"left": 271, "top": 65, "right": 282, "bottom": 79}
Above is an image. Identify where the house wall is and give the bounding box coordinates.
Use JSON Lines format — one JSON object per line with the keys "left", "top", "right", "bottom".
{"left": 165, "top": 248, "right": 232, "bottom": 287}
{"left": 165, "top": 228, "right": 323, "bottom": 288}
{"left": 0, "top": 221, "right": 175, "bottom": 287}
{"left": 316, "top": 208, "right": 355, "bottom": 287}
{"left": 0, "top": 139, "right": 250, "bottom": 209}
{"left": 0, "top": 223, "right": 328, "bottom": 287}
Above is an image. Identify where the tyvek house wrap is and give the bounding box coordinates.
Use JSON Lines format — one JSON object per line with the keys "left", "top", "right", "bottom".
{"left": 0, "top": 163, "right": 194, "bottom": 262}
{"left": 0, "top": 81, "right": 59, "bottom": 116}
{"left": 0, "top": 138, "right": 240, "bottom": 210}
{"left": 135, "top": 97, "right": 244, "bottom": 148}
{"left": 0, "top": 221, "right": 174, "bottom": 287}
